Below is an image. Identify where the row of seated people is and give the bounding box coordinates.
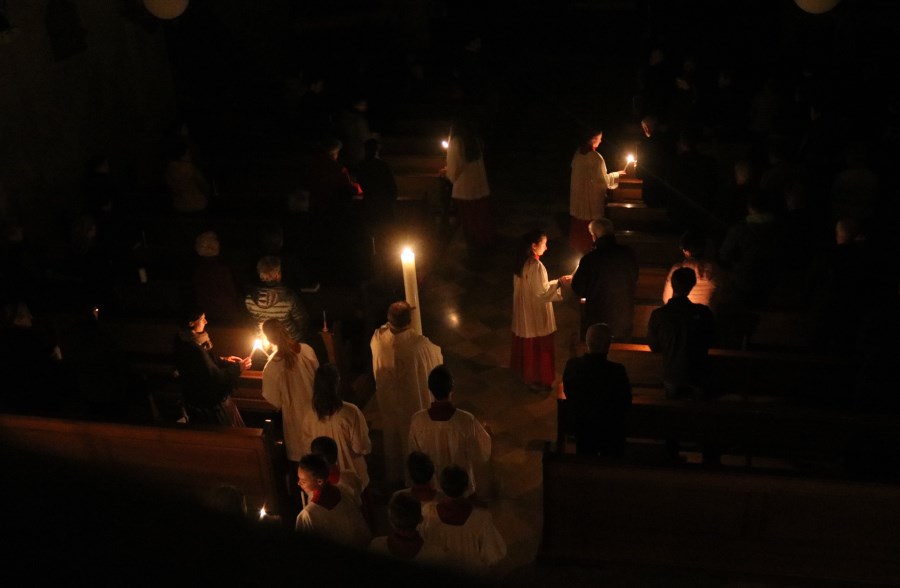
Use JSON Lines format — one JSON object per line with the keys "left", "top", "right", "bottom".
{"left": 562, "top": 267, "right": 900, "bottom": 462}
{"left": 574, "top": 204, "right": 898, "bottom": 357}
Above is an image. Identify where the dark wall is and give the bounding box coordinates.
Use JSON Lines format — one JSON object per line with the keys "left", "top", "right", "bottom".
{"left": 0, "top": 0, "right": 176, "bottom": 236}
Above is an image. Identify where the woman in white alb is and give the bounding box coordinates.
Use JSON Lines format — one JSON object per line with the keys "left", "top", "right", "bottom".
{"left": 260, "top": 319, "right": 319, "bottom": 464}
{"left": 569, "top": 129, "right": 621, "bottom": 253}
{"left": 510, "top": 230, "right": 572, "bottom": 392}
{"left": 444, "top": 116, "right": 497, "bottom": 250}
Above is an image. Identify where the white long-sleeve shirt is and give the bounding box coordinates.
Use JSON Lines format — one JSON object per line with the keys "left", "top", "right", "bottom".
{"left": 408, "top": 407, "right": 492, "bottom": 495}
{"left": 421, "top": 503, "right": 507, "bottom": 575}
{"left": 300, "top": 402, "right": 372, "bottom": 489}
{"left": 570, "top": 149, "right": 619, "bottom": 220}
{"left": 511, "top": 258, "right": 562, "bottom": 338}
{"left": 261, "top": 345, "right": 319, "bottom": 462}
{"left": 446, "top": 137, "right": 490, "bottom": 200}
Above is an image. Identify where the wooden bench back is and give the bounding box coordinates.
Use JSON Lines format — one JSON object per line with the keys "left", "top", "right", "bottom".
{"left": 541, "top": 452, "right": 900, "bottom": 584}
{"left": 603, "top": 343, "right": 855, "bottom": 403}
{"left": 0, "top": 413, "right": 287, "bottom": 517}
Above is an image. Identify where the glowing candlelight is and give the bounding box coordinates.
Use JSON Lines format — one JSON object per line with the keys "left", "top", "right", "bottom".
{"left": 400, "top": 247, "right": 423, "bottom": 335}
{"left": 323, "top": 311, "right": 328, "bottom": 333}
{"left": 441, "top": 139, "right": 449, "bottom": 150}
{"left": 248, "top": 337, "right": 263, "bottom": 359}
{"left": 259, "top": 505, "right": 267, "bottom": 520}
{"left": 625, "top": 153, "right": 636, "bottom": 173}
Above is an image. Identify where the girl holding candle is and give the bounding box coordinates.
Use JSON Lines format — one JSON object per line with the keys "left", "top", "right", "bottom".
{"left": 569, "top": 129, "right": 623, "bottom": 254}
{"left": 442, "top": 113, "right": 497, "bottom": 251}
{"left": 510, "top": 230, "right": 572, "bottom": 393}
{"left": 261, "top": 319, "right": 320, "bottom": 467}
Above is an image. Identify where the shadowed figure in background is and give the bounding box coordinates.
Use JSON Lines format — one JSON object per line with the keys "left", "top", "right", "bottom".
{"left": 648, "top": 268, "right": 718, "bottom": 463}
{"left": 561, "top": 323, "right": 632, "bottom": 457}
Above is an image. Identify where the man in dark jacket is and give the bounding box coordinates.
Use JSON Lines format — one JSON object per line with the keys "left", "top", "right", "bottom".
{"left": 647, "top": 267, "right": 716, "bottom": 399}
{"left": 647, "top": 267, "right": 718, "bottom": 463}
{"left": 561, "top": 323, "right": 633, "bottom": 457}
{"left": 571, "top": 218, "right": 639, "bottom": 341}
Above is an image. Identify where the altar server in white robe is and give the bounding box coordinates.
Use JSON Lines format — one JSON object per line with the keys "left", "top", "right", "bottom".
{"left": 371, "top": 301, "right": 444, "bottom": 487}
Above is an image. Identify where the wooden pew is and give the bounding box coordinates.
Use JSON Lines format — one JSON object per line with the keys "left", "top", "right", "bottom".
{"left": 605, "top": 343, "right": 856, "bottom": 404}
{"left": 615, "top": 230, "right": 683, "bottom": 266}
{"left": 94, "top": 315, "right": 361, "bottom": 417}
{"left": 540, "top": 452, "right": 900, "bottom": 585}
{"left": 380, "top": 153, "right": 446, "bottom": 174}
{"left": 629, "top": 303, "right": 814, "bottom": 351}
{"left": 607, "top": 202, "right": 676, "bottom": 232}
{"left": 0, "top": 413, "right": 289, "bottom": 518}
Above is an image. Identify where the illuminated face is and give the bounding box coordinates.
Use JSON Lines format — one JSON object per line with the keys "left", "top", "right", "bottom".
{"left": 190, "top": 313, "right": 207, "bottom": 334}
{"left": 591, "top": 133, "right": 602, "bottom": 149}
{"left": 297, "top": 469, "right": 321, "bottom": 495}
{"left": 531, "top": 236, "right": 548, "bottom": 257}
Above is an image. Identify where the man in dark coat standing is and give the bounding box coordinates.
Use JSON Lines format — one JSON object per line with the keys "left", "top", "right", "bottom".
{"left": 561, "top": 323, "right": 632, "bottom": 457}
{"left": 647, "top": 267, "right": 718, "bottom": 463}
{"left": 571, "top": 218, "right": 639, "bottom": 341}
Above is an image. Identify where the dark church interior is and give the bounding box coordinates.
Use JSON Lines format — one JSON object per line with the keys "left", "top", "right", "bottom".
{"left": 2, "top": 0, "right": 900, "bottom": 585}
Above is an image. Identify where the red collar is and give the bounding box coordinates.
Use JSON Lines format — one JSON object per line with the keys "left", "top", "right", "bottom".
{"left": 386, "top": 529, "right": 424, "bottom": 559}
{"left": 436, "top": 497, "right": 473, "bottom": 526}
{"left": 327, "top": 464, "right": 341, "bottom": 485}
{"left": 411, "top": 484, "right": 438, "bottom": 502}
{"left": 311, "top": 483, "right": 341, "bottom": 510}
{"left": 428, "top": 401, "right": 456, "bottom": 421}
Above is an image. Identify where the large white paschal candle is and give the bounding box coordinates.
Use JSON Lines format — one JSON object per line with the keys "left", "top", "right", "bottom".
{"left": 400, "top": 247, "right": 423, "bottom": 335}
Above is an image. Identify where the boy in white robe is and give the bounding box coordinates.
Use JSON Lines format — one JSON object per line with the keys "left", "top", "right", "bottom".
{"left": 421, "top": 465, "right": 507, "bottom": 576}
{"left": 408, "top": 365, "right": 491, "bottom": 498}
{"left": 295, "top": 453, "right": 371, "bottom": 550}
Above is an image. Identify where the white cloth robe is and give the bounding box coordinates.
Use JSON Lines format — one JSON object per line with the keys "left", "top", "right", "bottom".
{"left": 421, "top": 503, "right": 507, "bottom": 575}
{"left": 408, "top": 408, "right": 492, "bottom": 496}
{"left": 368, "top": 535, "right": 448, "bottom": 567}
{"left": 446, "top": 136, "right": 490, "bottom": 200}
{"left": 261, "top": 345, "right": 319, "bottom": 462}
{"left": 569, "top": 149, "right": 619, "bottom": 220}
{"left": 299, "top": 402, "right": 372, "bottom": 489}
{"left": 295, "top": 485, "right": 371, "bottom": 549}
{"left": 370, "top": 325, "right": 443, "bottom": 482}
{"left": 511, "top": 258, "right": 562, "bottom": 338}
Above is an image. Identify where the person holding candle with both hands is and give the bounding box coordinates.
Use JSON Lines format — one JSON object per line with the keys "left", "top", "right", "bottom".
{"left": 172, "top": 308, "right": 251, "bottom": 426}
{"left": 510, "top": 230, "right": 572, "bottom": 393}
{"left": 569, "top": 129, "right": 628, "bottom": 254}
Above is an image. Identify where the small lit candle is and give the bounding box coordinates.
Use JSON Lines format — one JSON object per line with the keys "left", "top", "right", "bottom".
{"left": 625, "top": 153, "right": 636, "bottom": 173}
{"left": 259, "top": 505, "right": 267, "bottom": 520}
{"left": 441, "top": 139, "right": 449, "bottom": 150}
{"left": 249, "top": 337, "right": 262, "bottom": 358}
{"left": 400, "top": 247, "right": 423, "bottom": 335}
{"left": 323, "top": 311, "right": 328, "bottom": 333}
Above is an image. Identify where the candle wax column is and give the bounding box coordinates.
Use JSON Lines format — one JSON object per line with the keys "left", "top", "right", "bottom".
{"left": 400, "top": 247, "right": 423, "bottom": 335}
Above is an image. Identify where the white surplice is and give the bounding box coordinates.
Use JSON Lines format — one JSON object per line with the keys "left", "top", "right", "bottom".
{"left": 408, "top": 408, "right": 491, "bottom": 496}
{"left": 511, "top": 258, "right": 561, "bottom": 338}
{"left": 261, "top": 344, "right": 319, "bottom": 462}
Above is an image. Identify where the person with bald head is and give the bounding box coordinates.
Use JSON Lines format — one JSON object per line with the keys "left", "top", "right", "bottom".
{"left": 561, "top": 323, "right": 632, "bottom": 456}
{"left": 370, "top": 301, "right": 444, "bottom": 489}
{"left": 570, "top": 217, "right": 639, "bottom": 341}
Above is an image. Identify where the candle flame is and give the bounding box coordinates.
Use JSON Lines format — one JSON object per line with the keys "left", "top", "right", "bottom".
{"left": 253, "top": 338, "right": 263, "bottom": 351}
{"left": 401, "top": 247, "right": 415, "bottom": 263}
{"left": 441, "top": 139, "right": 449, "bottom": 149}
{"left": 259, "top": 505, "right": 267, "bottom": 519}
{"left": 626, "top": 154, "right": 635, "bottom": 164}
